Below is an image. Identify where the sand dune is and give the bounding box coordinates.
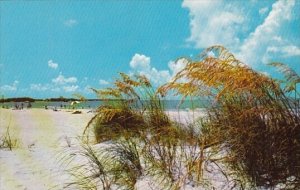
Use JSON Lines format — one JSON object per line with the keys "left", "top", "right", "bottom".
{"left": 0, "top": 108, "right": 206, "bottom": 190}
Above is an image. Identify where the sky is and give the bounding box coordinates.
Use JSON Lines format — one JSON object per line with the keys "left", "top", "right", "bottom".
{"left": 0, "top": 0, "right": 300, "bottom": 98}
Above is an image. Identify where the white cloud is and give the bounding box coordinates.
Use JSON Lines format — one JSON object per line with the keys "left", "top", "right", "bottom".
{"left": 263, "top": 45, "right": 300, "bottom": 63}
{"left": 63, "top": 85, "right": 79, "bottom": 92}
{"left": 64, "top": 19, "right": 78, "bottom": 27}
{"left": 266, "top": 45, "right": 300, "bottom": 57}
{"left": 182, "top": 0, "right": 245, "bottom": 50}
{"left": 99, "top": 79, "right": 109, "bottom": 85}
{"left": 129, "top": 54, "right": 171, "bottom": 85}
{"left": 30, "top": 83, "right": 62, "bottom": 92}
{"left": 48, "top": 60, "right": 58, "bottom": 69}
{"left": 129, "top": 54, "right": 151, "bottom": 70}
{"left": 129, "top": 54, "right": 189, "bottom": 85}
{"left": 52, "top": 73, "right": 77, "bottom": 85}
{"left": 168, "top": 58, "right": 189, "bottom": 77}
{"left": 30, "top": 83, "right": 49, "bottom": 91}
{"left": 282, "top": 46, "right": 300, "bottom": 57}
{"left": 29, "top": 73, "right": 80, "bottom": 94}
{"left": 272, "top": 36, "right": 283, "bottom": 43}
{"left": 183, "top": 0, "right": 298, "bottom": 66}
{"left": 259, "top": 7, "right": 269, "bottom": 15}
{"left": 0, "top": 80, "right": 19, "bottom": 91}
{"left": 237, "top": 0, "right": 296, "bottom": 64}
{"left": 30, "top": 83, "right": 79, "bottom": 93}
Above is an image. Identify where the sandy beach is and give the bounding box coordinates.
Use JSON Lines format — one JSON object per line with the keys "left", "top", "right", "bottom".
{"left": 0, "top": 108, "right": 204, "bottom": 190}
{"left": 0, "top": 108, "right": 95, "bottom": 190}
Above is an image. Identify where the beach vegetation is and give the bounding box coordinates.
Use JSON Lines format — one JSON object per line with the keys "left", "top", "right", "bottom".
{"left": 64, "top": 144, "right": 113, "bottom": 190}
{"left": 159, "top": 45, "right": 300, "bottom": 189}
{"left": 0, "top": 123, "right": 19, "bottom": 150}
{"left": 67, "top": 45, "right": 300, "bottom": 189}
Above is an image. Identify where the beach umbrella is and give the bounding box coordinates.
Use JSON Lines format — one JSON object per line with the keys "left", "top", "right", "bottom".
{"left": 70, "top": 101, "right": 80, "bottom": 106}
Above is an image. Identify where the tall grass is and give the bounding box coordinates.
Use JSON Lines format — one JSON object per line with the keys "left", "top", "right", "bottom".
{"left": 63, "top": 144, "right": 113, "bottom": 190}
{"left": 159, "top": 45, "right": 300, "bottom": 189}
{"left": 78, "top": 73, "right": 215, "bottom": 189}
{"left": 83, "top": 73, "right": 170, "bottom": 143}
{"left": 66, "top": 45, "right": 300, "bottom": 189}
{"left": 0, "top": 122, "right": 18, "bottom": 150}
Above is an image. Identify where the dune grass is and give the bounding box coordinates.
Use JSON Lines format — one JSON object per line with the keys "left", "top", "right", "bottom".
{"left": 65, "top": 45, "right": 300, "bottom": 189}
{"left": 83, "top": 73, "right": 171, "bottom": 143}
{"left": 0, "top": 122, "right": 19, "bottom": 150}
{"left": 159, "top": 45, "right": 300, "bottom": 189}
{"left": 63, "top": 144, "right": 113, "bottom": 190}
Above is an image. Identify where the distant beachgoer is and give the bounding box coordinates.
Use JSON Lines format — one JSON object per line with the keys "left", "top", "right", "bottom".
{"left": 21, "top": 103, "right": 24, "bottom": 109}
{"left": 45, "top": 105, "right": 48, "bottom": 109}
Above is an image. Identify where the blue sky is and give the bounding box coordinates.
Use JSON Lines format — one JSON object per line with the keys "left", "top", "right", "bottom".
{"left": 1, "top": 0, "right": 299, "bottom": 98}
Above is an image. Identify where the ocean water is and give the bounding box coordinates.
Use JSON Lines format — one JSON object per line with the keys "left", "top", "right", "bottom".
{"left": 1, "top": 99, "right": 210, "bottom": 110}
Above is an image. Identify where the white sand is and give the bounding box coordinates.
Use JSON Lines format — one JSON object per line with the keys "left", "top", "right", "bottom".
{"left": 0, "top": 108, "right": 211, "bottom": 190}
{"left": 0, "top": 108, "right": 94, "bottom": 190}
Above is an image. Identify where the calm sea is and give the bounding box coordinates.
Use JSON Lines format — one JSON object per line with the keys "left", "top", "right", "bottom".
{"left": 1, "top": 100, "right": 209, "bottom": 110}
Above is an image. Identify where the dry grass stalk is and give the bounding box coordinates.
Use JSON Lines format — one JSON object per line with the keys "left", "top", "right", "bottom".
{"left": 159, "top": 45, "right": 300, "bottom": 189}
{"left": 71, "top": 45, "right": 300, "bottom": 189}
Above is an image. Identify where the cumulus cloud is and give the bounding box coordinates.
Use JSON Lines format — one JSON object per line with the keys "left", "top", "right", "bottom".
{"left": 263, "top": 45, "right": 300, "bottom": 63}
{"left": 0, "top": 80, "right": 19, "bottom": 91}
{"left": 129, "top": 54, "right": 170, "bottom": 85}
{"left": 30, "top": 84, "right": 78, "bottom": 93}
{"left": 30, "top": 83, "right": 49, "bottom": 91}
{"left": 29, "top": 73, "right": 79, "bottom": 94}
{"left": 183, "top": 0, "right": 299, "bottom": 66}
{"left": 129, "top": 54, "right": 151, "bottom": 70}
{"left": 237, "top": 0, "right": 296, "bottom": 64}
{"left": 129, "top": 54, "right": 188, "bottom": 85}
{"left": 168, "top": 58, "right": 189, "bottom": 78}
{"left": 63, "top": 85, "right": 79, "bottom": 92}
{"left": 99, "top": 79, "right": 109, "bottom": 85}
{"left": 182, "top": 0, "right": 245, "bottom": 50}
{"left": 64, "top": 19, "right": 78, "bottom": 27}
{"left": 48, "top": 60, "right": 58, "bottom": 69}
{"left": 52, "top": 73, "right": 77, "bottom": 85}
{"left": 267, "top": 45, "right": 300, "bottom": 57}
